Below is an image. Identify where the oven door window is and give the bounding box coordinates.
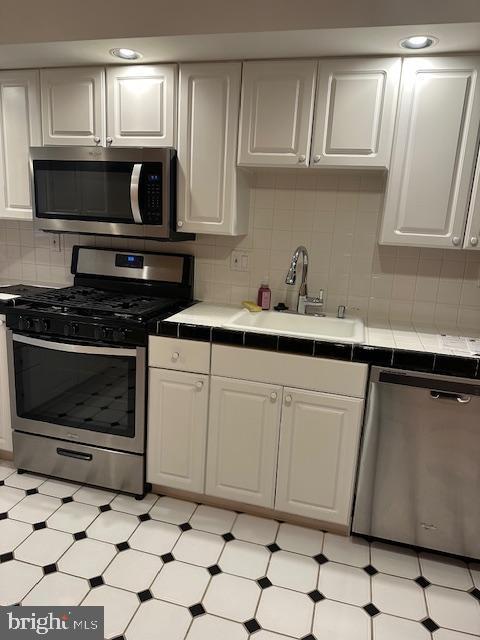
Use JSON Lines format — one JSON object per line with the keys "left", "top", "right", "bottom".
{"left": 33, "top": 160, "right": 135, "bottom": 223}
{"left": 13, "top": 342, "right": 136, "bottom": 438}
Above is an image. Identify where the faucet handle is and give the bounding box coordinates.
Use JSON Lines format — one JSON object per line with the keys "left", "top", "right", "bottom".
{"left": 337, "top": 305, "right": 346, "bottom": 319}
{"left": 307, "top": 289, "right": 324, "bottom": 304}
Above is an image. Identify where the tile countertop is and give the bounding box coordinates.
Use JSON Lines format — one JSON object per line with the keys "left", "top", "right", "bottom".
{"left": 156, "top": 303, "right": 480, "bottom": 379}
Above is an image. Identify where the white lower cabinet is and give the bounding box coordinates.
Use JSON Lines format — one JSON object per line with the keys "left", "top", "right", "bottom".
{"left": 147, "top": 368, "right": 209, "bottom": 492}
{"left": 275, "top": 388, "right": 364, "bottom": 526}
{"left": 0, "top": 320, "right": 12, "bottom": 452}
{"left": 205, "top": 376, "right": 282, "bottom": 508}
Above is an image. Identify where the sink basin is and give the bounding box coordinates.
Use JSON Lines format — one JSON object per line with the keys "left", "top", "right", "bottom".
{"left": 224, "top": 311, "right": 365, "bottom": 343}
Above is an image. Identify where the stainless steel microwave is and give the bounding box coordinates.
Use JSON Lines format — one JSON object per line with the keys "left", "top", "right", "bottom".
{"left": 30, "top": 147, "right": 193, "bottom": 241}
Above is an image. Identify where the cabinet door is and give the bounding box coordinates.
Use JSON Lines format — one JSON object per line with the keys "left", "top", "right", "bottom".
{"left": 380, "top": 56, "right": 480, "bottom": 248}
{"left": 147, "top": 368, "right": 209, "bottom": 492}
{"left": 238, "top": 60, "right": 316, "bottom": 167}
{"left": 41, "top": 67, "right": 105, "bottom": 146}
{"left": 177, "top": 62, "right": 247, "bottom": 235}
{"left": 0, "top": 320, "right": 12, "bottom": 452}
{"left": 0, "top": 70, "right": 41, "bottom": 220}
{"left": 275, "top": 388, "right": 363, "bottom": 526}
{"left": 463, "top": 147, "right": 480, "bottom": 249}
{"left": 311, "top": 57, "right": 401, "bottom": 168}
{"left": 106, "top": 65, "right": 176, "bottom": 147}
{"left": 206, "top": 376, "right": 282, "bottom": 507}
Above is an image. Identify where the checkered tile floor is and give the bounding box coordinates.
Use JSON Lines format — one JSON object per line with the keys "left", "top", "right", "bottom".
{"left": 0, "top": 460, "right": 479, "bottom": 640}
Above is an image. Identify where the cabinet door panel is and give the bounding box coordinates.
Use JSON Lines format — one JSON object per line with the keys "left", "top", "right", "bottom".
{"left": 0, "top": 70, "right": 41, "bottom": 220}
{"left": 41, "top": 67, "right": 105, "bottom": 146}
{"left": 238, "top": 60, "right": 316, "bottom": 167}
{"left": 206, "top": 376, "right": 282, "bottom": 507}
{"left": 107, "top": 65, "right": 176, "bottom": 147}
{"left": 380, "top": 56, "right": 480, "bottom": 248}
{"left": 311, "top": 58, "right": 400, "bottom": 168}
{"left": 147, "top": 369, "right": 208, "bottom": 492}
{"left": 177, "top": 62, "right": 247, "bottom": 234}
{"left": 276, "top": 389, "right": 363, "bottom": 526}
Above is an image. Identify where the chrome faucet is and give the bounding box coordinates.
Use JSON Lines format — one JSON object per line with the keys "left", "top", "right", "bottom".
{"left": 285, "top": 246, "right": 324, "bottom": 315}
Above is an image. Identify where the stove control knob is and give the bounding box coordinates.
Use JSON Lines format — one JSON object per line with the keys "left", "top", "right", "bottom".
{"left": 94, "top": 326, "right": 106, "bottom": 340}
{"left": 33, "top": 318, "right": 42, "bottom": 333}
{"left": 18, "top": 317, "right": 25, "bottom": 331}
{"left": 71, "top": 323, "right": 79, "bottom": 336}
{"left": 42, "top": 319, "right": 50, "bottom": 332}
{"left": 24, "top": 318, "right": 33, "bottom": 331}
{"left": 113, "top": 329, "right": 126, "bottom": 342}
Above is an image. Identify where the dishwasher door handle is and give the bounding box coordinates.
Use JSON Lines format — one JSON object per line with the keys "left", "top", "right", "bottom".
{"left": 430, "top": 390, "right": 471, "bottom": 404}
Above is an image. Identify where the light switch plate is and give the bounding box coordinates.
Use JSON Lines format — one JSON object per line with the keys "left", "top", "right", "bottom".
{"left": 231, "top": 251, "right": 249, "bottom": 272}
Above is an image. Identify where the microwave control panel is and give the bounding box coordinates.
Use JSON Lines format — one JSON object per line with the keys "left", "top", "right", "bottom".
{"left": 139, "top": 164, "right": 163, "bottom": 225}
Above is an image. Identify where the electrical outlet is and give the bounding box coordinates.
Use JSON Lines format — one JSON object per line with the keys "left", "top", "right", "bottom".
{"left": 231, "top": 251, "right": 249, "bottom": 272}
{"left": 50, "top": 234, "right": 63, "bottom": 253}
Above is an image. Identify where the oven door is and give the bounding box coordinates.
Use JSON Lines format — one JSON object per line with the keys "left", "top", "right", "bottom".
{"left": 8, "top": 333, "right": 146, "bottom": 454}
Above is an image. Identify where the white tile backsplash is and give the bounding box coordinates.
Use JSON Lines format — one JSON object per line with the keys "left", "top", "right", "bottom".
{"left": 1, "top": 169, "right": 480, "bottom": 330}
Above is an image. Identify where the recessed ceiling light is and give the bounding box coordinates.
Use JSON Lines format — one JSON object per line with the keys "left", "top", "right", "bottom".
{"left": 110, "top": 48, "right": 142, "bottom": 60}
{"left": 400, "top": 35, "right": 437, "bottom": 50}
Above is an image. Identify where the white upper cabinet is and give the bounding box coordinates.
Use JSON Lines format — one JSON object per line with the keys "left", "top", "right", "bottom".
{"left": 205, "top": 376, "right": 282, "bottom": 508}
{"left": 380, "top": 56, "right": 480, "bottom": 248}
{"left": 106, "top": 65, "right": 177, "bottom": 147}
{"left": 311, "top": 57, "right": 401, "bottom": 168}
{"left": 275, "top": 388, "right": 364, "bottom": 526}
{"left": 0, "top": 70, "right": 41, "bottom": 220}
{"left": 463, "top": 147, "right": 480, "bottom": 249}
{"left": 177, "top": 62, "right": 248, "bottom": 235}
{"left": 41, "top": 67, "right": 105, "bottom": 146}
{"left": 238, "top": 59, "right": 317, "bottom": 167}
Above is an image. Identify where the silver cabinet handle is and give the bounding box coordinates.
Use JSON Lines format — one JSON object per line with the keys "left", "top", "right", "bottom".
{"left": 452, "top": 236, "right": 460, "bottom": 246}
{"left": 313, "top": 154, "right": 321, "bottom": 163}
{"left": 471, "top": 236, "right": 478, "bottom": 246}
{"left": 297, "top": 155, "right": 306, "bottom": 163}
{"left": 93, "top": 136, "right": 101, "bottom": 145}
{"left": 285, "top": 394, "right": 292, "bottom": 405}
{"left": 177, "top": 221, "right": 184, "bottom": 228}
{"left": 171, "top": 352, "right": 180, "bottom": 361}
{"left": 106, "top": 137, "right": 113, "bottom": 145}
{"left": 196, "top": 381, "right": 204, "bottom": 390}
{"left": 270, "top": 392, "right": 277, "bottom": 401}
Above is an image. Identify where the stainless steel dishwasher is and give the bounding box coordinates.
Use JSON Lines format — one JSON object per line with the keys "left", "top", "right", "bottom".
{"left": 353, "top": 366, "right": 480, "bottom": 559}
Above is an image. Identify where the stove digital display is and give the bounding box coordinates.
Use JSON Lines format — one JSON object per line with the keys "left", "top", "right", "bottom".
{"left": 115, "top": 254, "right": 144, "bottom": 269}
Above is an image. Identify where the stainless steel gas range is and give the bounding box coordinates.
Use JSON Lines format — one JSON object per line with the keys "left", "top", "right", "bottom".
{"left": 5, "top": 246, "right": 194, "bottom": 496}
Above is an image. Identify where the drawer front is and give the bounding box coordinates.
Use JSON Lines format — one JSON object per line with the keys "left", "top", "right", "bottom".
{"left": 211, "top": 345, "right": 368, "bottom": 398}
{"left": 149, "top": 337, "right": 211, "bottom": 373}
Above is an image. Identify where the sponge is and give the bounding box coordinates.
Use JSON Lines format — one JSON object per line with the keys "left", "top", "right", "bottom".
{"left": 242, "top": 301, "right": 262, "bottom": 312}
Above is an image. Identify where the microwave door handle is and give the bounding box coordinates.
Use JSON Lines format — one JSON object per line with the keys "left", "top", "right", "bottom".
{"left": 130, "top": 163, "right": 142, "bottom": 224}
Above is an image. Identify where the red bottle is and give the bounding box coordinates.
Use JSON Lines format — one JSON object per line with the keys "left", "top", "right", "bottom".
{"left": 257, "top": 282, "right": 271, "bottom": 310}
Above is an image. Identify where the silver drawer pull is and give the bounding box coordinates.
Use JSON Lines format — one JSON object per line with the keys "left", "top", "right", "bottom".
{"left": 430, "top": 391, "right": 471, "bottom": 404}
{"left": 57, "top": 448, "right": 92, "bottom": 461}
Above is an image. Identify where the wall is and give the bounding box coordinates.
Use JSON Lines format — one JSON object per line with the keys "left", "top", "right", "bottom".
{"left": 1, "top": 168, "right": 479, "bottom": 330}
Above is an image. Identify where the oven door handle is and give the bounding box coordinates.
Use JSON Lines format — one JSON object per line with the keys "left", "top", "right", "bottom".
{"left": 130, "top": 163, "right": 143, "bottom": 224}
{"left": 12, "top": 333, "right": 138, "bottom": 357}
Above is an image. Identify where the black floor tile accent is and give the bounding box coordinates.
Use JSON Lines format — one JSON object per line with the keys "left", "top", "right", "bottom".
{"left": 189, "top": 603, "right": 206, "bottom": 617}
{"left": 25, "top": 488, "right": 38, "bottom": 496}
{"left": 179, "top": 522, "right": 192, "bottom": 531}
{"left": 244, "top": 618, "right": 261, "bottom": 633}
{"left": 222, "top": 532, "right": 235, "bottom": 542}
{"left": 137, "top": 589, "right": 153, "bottom": 602}
{"left": 415, "top": 576, "right": 431, "bottom": 589}
{"left": 0, "top": 512, "right": 7, "bottom": 520}
{"left": 313, "top": 553, "right": 329, "bottom": 565}
{"left": 307, "top": 590, "right": 324, "bottom": 603}
{"left": 161, "top": 553, "right": 175, "bottom": 564}
{"left": 301, "top": 635, "right": 317, "bottom": 640}
{"left": 33, "top": 522, "right": 47, "bottom": 531}
{"left": 207, "top": 564, "right": 222, "bottom": 576}
{"left": 62, "top": 496, "right": 74, "bottom": 504}
{"left": 266, "top": 543, "right": 281, "bottom": 553}
{"left": 0, "top": 552, "right": 14, "bottom": 563}
{"left": 138, "top": 513, "right": 151, "bottom": 522}
{"left": 363, "top": 603, "right": 380, "bottom": 617}
{"left": 116, "top": 541, "right": 130, "bottom": 552}
{"left": 363, "top": 565, "right": 378, "bottom": 576}
{"left": 256, "top": 577, "right": 272, "bottom": 589}
{"left": 469, "top": 587, "right": 480, "bottom": 601}
{"left": 74, "top": 531, "right": 87, "bottom": 541}
{"left": 421, "top": 618, "right": 439, "bottom": 632}
{"left": 43, "top": 564, "right": 57, "bottom": 575}
{"left": 89, "top": 576, "right": 104, "bottom": 588}
{"left": 99, "top": 504, "right": 111, "bottom": 512}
